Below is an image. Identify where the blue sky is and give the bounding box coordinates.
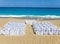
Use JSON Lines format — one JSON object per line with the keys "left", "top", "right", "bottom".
{"left": 0, "top": 0, "right": 60, "bottom": 7}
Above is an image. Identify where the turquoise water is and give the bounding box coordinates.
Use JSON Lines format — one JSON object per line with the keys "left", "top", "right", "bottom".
{"left": 0, "top": 7, "right": 60, "bottom": 16}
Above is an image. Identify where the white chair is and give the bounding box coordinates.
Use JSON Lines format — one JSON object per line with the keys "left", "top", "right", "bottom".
{"left": 0, "top": 21, "right": 26, "bottom": 35}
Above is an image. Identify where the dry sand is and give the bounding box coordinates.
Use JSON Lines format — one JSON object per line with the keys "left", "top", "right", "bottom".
{"left": 0, "top": 18, "right": 60, "bottom": 44}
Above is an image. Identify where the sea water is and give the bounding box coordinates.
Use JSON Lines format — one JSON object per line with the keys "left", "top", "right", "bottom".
{"left": 0, "top": 7, "right": 60, "bottom": 17}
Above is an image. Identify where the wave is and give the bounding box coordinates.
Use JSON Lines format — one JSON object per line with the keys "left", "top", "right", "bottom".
{"left": 0, "top": 15, "right": 60, "bottom": 18}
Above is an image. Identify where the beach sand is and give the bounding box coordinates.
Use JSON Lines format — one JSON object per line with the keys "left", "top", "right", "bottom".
{"left": 0, "top": 18, "right": 60, "bottom": 44}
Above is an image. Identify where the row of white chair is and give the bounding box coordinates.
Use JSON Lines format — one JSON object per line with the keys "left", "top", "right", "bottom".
{"left": 0, "top": 21, "right": 26, "bottom": 35}
{"left": 32, "top": 22, "right": 60, "bottom": 35}
{"left": 0, "top": 21, "right": 60, "bottom": 36}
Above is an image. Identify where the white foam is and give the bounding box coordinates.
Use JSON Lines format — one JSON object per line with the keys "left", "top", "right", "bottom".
{"left": 0, "top": 15, "right": 60, "bottom": 18}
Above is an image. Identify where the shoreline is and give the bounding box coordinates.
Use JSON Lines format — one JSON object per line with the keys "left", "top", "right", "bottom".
{"left": 0, "top": 15, "right": 60, "bottom": 17}
{"left": 0, "top": 15, "right": 60, "bottom": 20}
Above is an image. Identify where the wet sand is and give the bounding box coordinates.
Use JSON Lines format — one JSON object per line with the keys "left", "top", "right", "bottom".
{"left": 0, "top": 18, "right": 60, "bottom": 44}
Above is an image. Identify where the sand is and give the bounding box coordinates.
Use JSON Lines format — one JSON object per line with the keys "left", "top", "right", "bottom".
{"left": 0, "top": 18, "right": 60, "bottom": 44}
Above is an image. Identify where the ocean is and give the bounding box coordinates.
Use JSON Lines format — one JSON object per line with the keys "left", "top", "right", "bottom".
{"left": 0, "top": 7, "right": 60, "bottom": 17}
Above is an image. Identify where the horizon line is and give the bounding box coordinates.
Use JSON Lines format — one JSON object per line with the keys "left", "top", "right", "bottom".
{"left": 0, "top": 7, "right": 60, "bottom": 9}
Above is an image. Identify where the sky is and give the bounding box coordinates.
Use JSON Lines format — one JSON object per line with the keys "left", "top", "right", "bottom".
{"left": 0, "top": 0, "right": 60, "bottom": 7}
